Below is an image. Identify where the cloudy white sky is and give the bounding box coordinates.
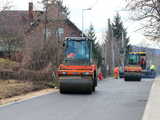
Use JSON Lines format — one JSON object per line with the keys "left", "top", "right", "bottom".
{"left": 0, "top": 0, "right": 158, "bottom": 48}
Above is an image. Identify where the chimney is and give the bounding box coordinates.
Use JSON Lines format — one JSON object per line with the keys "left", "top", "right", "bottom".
{"left": 29, "top": 2, "right": 33, "bottom": 20}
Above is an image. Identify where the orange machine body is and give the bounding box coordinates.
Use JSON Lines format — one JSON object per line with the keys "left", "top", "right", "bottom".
{"left": 57, "top": 64, "right": 96, "bottom": 76}
{"left": 124, "top": 66, "right": 142, "bottom": 72}
{"left": 123, "top": 52, "right": 146, "bottom": 81}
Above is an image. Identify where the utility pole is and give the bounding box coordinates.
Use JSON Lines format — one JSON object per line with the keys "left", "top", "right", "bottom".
{"left": 107, "top": 18, "right": 114, "bottom": 75}
{"left": 121, "top": 31, "right": 124, "bottom": 68}
{"left": 111, "top": 26, "right": 115, "bottom": 69}
{"left": 121, "top": 30, "right": 127, "bottom": 68}
{"left": 104, "top": 41, "right": 106, "bottom": 65}
{"left": 44, "top": 0, "right": 48, "bottom": 42}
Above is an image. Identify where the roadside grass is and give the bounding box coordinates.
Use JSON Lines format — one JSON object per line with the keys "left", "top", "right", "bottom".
{"left": 0, "top": 58, "right": 56, "bottom": 102}
{"left": 0, "top": 58, "right": 17, "bottom": 69}
{"left": 0, "top": 80, "right": 53, "bottom": 100}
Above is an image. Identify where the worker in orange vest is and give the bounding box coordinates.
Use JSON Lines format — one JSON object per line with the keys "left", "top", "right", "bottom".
{"left": 98, "top": 72, "right": 103, "bottom": 80}
{"left": 114, "top": 66, "right": 119, "bottom": 79}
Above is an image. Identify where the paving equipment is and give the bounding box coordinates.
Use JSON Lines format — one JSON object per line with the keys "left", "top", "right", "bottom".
{"left": 124, "top": 52, "right": 146, "bottom": 81}
{"left": 57, "top": 37, "right": 97, "bottom": 94}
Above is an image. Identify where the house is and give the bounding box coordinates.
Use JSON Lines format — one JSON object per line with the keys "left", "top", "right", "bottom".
{"left": 22, "top": 2, "right": 82, "bottom": 67}
{"left": 0, "top": 2, "right": 82, "bottom": 64}
{"left": 0, "top": 9, "right": 34, "bottom": 59}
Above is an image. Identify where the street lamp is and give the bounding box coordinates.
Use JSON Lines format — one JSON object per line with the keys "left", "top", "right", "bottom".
{"left": 82, "top": 8, "right": 92, "bottom": 37}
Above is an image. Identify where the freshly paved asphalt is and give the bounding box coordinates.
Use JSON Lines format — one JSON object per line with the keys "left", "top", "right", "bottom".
{"left": 0, "top": 78, "right": 153, "bottom": 120}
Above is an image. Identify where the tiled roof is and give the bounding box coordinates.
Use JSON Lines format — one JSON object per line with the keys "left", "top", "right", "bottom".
{"left": 0, "top": 10, "right": 43, "bottom": 34}
{"left": 0, "top": 10, "right": 29, "bottom": 23}
{"left": 65, "top": 19, "right": 82, "bottom": 34}
{"left": 0, "top": 10, "right": 82, "bottom": 35}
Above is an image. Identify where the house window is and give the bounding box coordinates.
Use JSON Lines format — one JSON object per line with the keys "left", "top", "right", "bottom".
{"left": 58, "top": 28, "right": 64, "bottom": 36}
{"left": 57, "top": 28, "right": 64, "bottom": 39}
{"left": 43, "top": 28, "right": 51, "bottom": 40}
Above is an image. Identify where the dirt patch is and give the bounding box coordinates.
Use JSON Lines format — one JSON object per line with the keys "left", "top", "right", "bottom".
{"left": 0, "top": 80, "right": 32, "bottom": 99}
{"left": 0, "top": 88, "right": 58, "bottom": 105}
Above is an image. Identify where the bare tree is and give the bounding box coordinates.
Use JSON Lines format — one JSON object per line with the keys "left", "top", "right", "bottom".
{"left": 0, "top": 1, "right": 13, "bottom": 12}
{"left": 0, "top": 33, "right": 24, "bottom": 58}
{"left": 104, "top": 19, "right": 113, "bottom": 75}
{"left": 126, "top": 0, "right": 160, "bottom": 40}
{"left": 42, "top": 0, "right": 70, "bottom": 17}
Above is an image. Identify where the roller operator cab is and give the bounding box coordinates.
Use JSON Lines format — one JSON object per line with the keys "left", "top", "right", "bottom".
{"left": 124, "top": 52, "right": 146, "bottom": 81}
{"left": 57, "top": 37, "right": 97, "bottom": 94}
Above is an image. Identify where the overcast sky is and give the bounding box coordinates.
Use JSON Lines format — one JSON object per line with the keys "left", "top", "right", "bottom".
{"left": 0, "top": 0, "right": 158, "bottom": 48}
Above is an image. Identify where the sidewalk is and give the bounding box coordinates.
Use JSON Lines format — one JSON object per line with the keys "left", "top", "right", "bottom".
{"left": 142, "top": 77, "right": 160, "bottom": 120}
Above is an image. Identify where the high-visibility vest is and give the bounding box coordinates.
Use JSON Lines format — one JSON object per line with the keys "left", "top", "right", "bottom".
{"left": 114, "top": 67, "right": 119, "bottom": 74}
{"left": 150, "top": 65, "right": 156, "bottom": 70}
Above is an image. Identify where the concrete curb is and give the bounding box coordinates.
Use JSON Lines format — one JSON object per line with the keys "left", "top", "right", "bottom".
{"left": 142, "top": 77, "right": 160, "bottom": 120}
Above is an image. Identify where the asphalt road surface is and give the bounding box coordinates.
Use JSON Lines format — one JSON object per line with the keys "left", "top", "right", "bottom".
{"left": 0, "top": 78, "right": 153, "bottom": 120}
